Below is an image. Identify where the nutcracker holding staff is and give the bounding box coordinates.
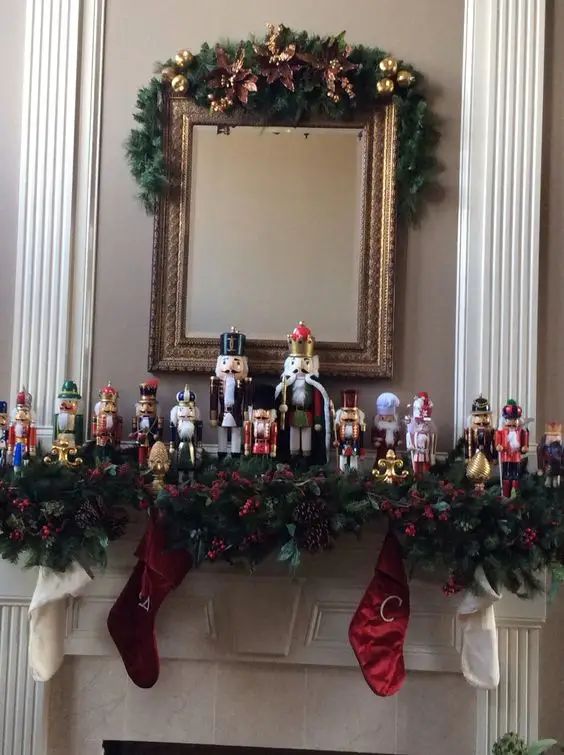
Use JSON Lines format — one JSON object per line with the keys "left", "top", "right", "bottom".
{"left": 131, "top": 379, "right": 163, "bottom": 467}
{"left": 7, "top": 389, "right": 37, "bottom": 471}
{"left": 244, "top": 384, "right": 278, "bottom": 457}
{"left": 334, "top": 389, "right": 366, "bottom": 473}
{"left": 53, "top": 380, "right": 84, "bottom": 448}
{"left": 169, "top": 385, "right": 202, "bottom": 480}
{"left": 210, "top": 327, "right": 252, "bottom": 458}
{"left": 372, "top": 392, "right": 402, "bottom": 462}
{"left": 495, "top": 399, "right": 529, "bottom": 498}
{"left": 91, "top": 382, "right": 123, "bottom": 459}
{"left": 0, "top": 401, "right": 8, "bottom": 467}
{"left": 464, "top": 394, "right": 496, "bottom": 462}
{"left": 406, "top": 392, "right": 437, "bottom": 478}
{"left": 275, "top": 322, "right": 331, "bottom": 465}
{"left": 537, "top": 422, "right": 563, "bottom": 488}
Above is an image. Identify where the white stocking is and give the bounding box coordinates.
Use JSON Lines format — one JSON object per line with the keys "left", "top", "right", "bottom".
{"left": 289, "top": 427, "right": 300, "bottom": 455}
{"left": 217, "top": 427, "right": 228, "bottom": 454}
{"left": 339, "top": 455, "right": 347, "bottom": 473}
{"left": 230, "top": 427, "right": 242, "bottom": 454}
{"left": 301, "top": 427, "right": 312, "bottom": 454}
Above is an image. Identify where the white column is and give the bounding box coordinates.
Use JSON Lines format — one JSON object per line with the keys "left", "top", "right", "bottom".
{"left": 10, "top": 0, "right": 105, "bottom": 443}
{"left": 454, "top": 0, "right": 545, "bottom": 440}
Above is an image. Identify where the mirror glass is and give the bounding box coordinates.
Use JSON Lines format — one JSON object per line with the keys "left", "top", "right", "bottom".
{"left": 185, "top": 125, "right": 364, "bottom": 342}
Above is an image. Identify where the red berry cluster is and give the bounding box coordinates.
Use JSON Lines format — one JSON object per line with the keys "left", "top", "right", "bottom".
{"left": 207, "top": 537, "right": 227, "bottom": 560}
{"left": 423, "top": 505, "right": 434, "bottom": 519}
{"left": 210, "top": 480, "right": 226, "bottom": 501}
{"left": 239, "top": 497, "right": 260, "bottom": 517}
{"left": 14, "top": 497, "right": 31, "bottom": 512}
{"left": 9, "top": 530, "right": 24, "bottom": 542}
{"left": 404, "top": 523, "right": 417, "bottom": 537}
{"left": 438, "top": 510, "right": 450, "bottom": 521}
{"left": 164, "top": 484, "right": 180, "bottom": 498}
{"left": 442, "top": 574, "right": 462, "bottom": 596}
{"left": 243, "top": 531, "right": 264, "bottom": 546}
{"left": 521, "top": 527, "right": 538, "bottom": 549}
{"left": 40, "top": 525, "right": 52, "bottom": 540}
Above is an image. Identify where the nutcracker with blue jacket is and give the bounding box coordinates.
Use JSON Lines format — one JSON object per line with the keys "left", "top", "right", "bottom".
{"left": 53, "top": 380, "right": 84, "bottom": 448}
{"left": 7, "top": 389, "right": 37, "bottom": 471}
{"left": 210, "top": 327, "right": 252, "bottom": 458}
{"left": 406, "top": 392, "right": 437, "bottom": 478}
{"left": 495, "top": 399, "right": 529, "bottom": 498}
{"left": 537, "top": 422, "right": 563, "bottom": 488}
{"left": 131, "top": 379, "right": 163, "bottom": 468}
{"left": 334, "top": 389, "right": 366, "bottom": 473}
{"left": 0, "top": 401, "right": 8, "bottom": 467}
{"left": 91, "top": 382, "right": 123, "bottom": 459}
{"left": 244, "top": 383, "right": 278, "bottom": 457}
{"left": 275, "top": 322, "right": 331, "bottom": 465}
{"left": 464, "top": 394, "right": 496, "bottom": 462}
{"left": 169, "top": 385, "right": 203, "bottom": 480}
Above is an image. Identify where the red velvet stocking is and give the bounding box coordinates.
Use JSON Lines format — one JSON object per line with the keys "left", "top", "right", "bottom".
{"left": 348, "top": 532, "right": 410, "bottom": 696}
{"left": 107, "top": 512, "right": 191, "bottom": 688}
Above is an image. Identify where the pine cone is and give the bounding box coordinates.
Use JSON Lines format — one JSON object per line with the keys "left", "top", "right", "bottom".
{"left": 74, "top": 500, "right": 103, "bottom": 530}
{"left": 293, "top": 498, "right": 326, "bottom": 525}
{"left": 492, "top": 733, "right": 527, "bottom": 755}
{"left": 105, "top": 513, "right": 127, "bottom": 540}
{"left": 302, "top": 521, "right": 331, "bottom": 553}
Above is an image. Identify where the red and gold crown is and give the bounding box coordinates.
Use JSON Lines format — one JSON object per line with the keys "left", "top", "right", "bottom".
{"left": 99, "top": 382, "right": 118, "bottom": 401}
{"left": 501, "top": 399, "right": 522, "bottom": 421}
{"left": 16, "top": 388, "right": 32, "bottom": 409}
{"left": 139, "top": 379, "right": 159, "bottom": 399}
{"left": 546, "top": 421, "right": 562, "bottom": 434}
{"left": 287, "top": 321, "right": 315, "bottom": 357}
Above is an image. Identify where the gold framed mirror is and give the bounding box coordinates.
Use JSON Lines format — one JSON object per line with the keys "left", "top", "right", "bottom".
{"left": 149, "top": 95, "right": 397, "bottom": 376}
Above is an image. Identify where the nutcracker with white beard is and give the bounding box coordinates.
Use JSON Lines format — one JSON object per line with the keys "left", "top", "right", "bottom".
{"left": 170, "top": 385, "right": 202, "bottom": 480}
{"left": 406, "top": 392, "right": 437, "bottom": 478}
{"left": 495, "top": 399, "right": 529, "bottom": 497}
{"left": 7, "top": 389, "right": 37, "bottom": 471}
{"left": 131, "top": 379, "right": 163, "bottom": 467}
{"left": 372, "top": 392, "right": 402, "bottom": 462}
{"left": 91, "top": 382, "right": 123, "bottom": 460}
{"left": 275, "top": 322, "right": 331, "bottom": 465}
{"left": 334, "top": 389, "right": 366, "bottom": 473}
{"left": 0, "top": 401, "right": 8, "bottom": 467}
{"left": 210, "top": 327, "right": 252, "bottom": 459}
{"left": 53, "top": 380, "right": 84, "bottom": 448}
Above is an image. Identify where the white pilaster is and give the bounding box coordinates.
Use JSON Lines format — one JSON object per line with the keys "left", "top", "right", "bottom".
{"left": 454, "top": 0, "right": 545, "bottom": 440}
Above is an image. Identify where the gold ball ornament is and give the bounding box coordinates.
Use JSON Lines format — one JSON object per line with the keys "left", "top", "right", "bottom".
{"left": 171, "top": 74, "right": 189, "bottom": 94}
{"left": 161, "top": 66, "right": 176, "bottom": 82}
{"left": 175, "top": 49, "right": 194, "bottom": 69}
{"left": 376, "top": 78, "right": 395, "bottom": 95}
{"left": 379, "top": 56, "right": 398, "bottom": 75}
{"left": 397, "top": 69, "right": 415, "bottom": 88}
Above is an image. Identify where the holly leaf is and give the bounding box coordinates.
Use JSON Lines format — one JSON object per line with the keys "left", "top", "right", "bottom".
{"left": 278, "top": 538, "right": 298, "bottom": 563}
{"left": 528, "top": 740, "right": 557, "bottom": 755}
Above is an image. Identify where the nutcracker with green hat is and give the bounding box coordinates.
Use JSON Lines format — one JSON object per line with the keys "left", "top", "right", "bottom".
{"left": 53, "top": 380, "right": 84, "bottom": 448}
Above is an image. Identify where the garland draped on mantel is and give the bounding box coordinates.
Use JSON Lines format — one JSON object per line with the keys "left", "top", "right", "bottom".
{"left": 126, "top": 24, "right": 439, "bottom": 222}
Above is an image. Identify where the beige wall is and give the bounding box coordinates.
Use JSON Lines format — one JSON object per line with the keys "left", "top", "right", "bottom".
{"left": 0, "top": 0, "right": 25, "bottom": 401}
{"left": 93, "top": 0, "right": 463, "bottom": 444}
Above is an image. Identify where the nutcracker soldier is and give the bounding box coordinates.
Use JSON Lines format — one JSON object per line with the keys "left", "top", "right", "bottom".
{"left": 169, "top": 385, "right": 203, "bottom": 480}
{"left": 91, "top": 382, "right": 123, "bottom": 459}
{"left": 406, "top": 392, "right": 437, "bottom": 478}
{"left": 334, "top": 389, "right": 366, "bottom": 473}
{"left": 210, "top": 327, "right": 252, "bottom": 458}
{"left": 7, "top": 389, "right": 37, "bottom": 471}
{"left": 131, "top": 379, "right": 163, "bottom": 467}
{"left": 537, "top": 421, "right": 563, "bottom": 488}
{"left": 464, "top": 394, "right": 496, "bottom": 462}
{"left": 53, "top": 380, "right": 84, "bottom": 448}
{"left": 372, "top": 392, "right": 402, "bottom": 462}
{"left": 275, "top": 322, "right": 331, "bottom": 465}
{"left": 0, "top": 401, "right": 8, "bottom": 467}
{"left": 495, "top": 399, "right": 529, "bottom": 497}
{"left": 244, "top": 384, "right": 278, "bottom": 457}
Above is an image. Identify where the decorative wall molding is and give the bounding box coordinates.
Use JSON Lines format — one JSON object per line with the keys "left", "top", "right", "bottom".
{"left": 454, "top": 0, "right": 546, "bottom": 441}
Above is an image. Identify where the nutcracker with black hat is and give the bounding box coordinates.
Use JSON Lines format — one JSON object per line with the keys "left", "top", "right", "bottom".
{"left": 244, "top": 383, "right": 278, "bottom": 457}
{"left": 495, "top": 399, "right": 529, "bottom": 498}
{"left": 170, "top": 385, "right": 202, "bottom": 480}
{"left": 91, "top": 382, "right": 123, "bottom": 460}
{"left": 405, "top": 391, "right": 437, "bottom": 478}
{"left": 464, "top": 394, "right": 496, "bottom": 463}
{"left": 210, "top": 327, "right": 252, "bottom": 459}
{"left": 0, "top": 400, "right": 8, "bottom": 467}
{"left": 334, "top": 389, "right": 366, "bottom": 473}
{"left": 275, "top": 321, "right": 331, "bottom": 465}
{"left": 7, "top": 388, "right": 36, "bottom": 472}
{"left": 131, "top": 379, "right": 163, "bottom": 468}
{"left": 53, "top": 380, "right": 84, "bottom": 449}
{"left": 372, "top": 392, "right": 402, "bottom": 462}
{"left": 537, "top": 422, "right": 564, "bottom": 488}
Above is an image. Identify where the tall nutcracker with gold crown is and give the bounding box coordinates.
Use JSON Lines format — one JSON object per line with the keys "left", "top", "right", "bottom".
{"left": 0, "top": 401, "right": 8, "bottom": 467}
{"left": 495, "top": 399, "right": 529, "bottom": 497}
{"left": 91, "top": 382, "right": 123, "bottom": 460}
{"left": 275, "top": 322, "right": 331, "bottom": 465}
{"left": 170, "top": 385, "right": 203, "bottom": 480}
{"left": 210, "top": 327, "right": 252, "bottom": 459}
{"left": 334, "top": 389, "right": 366, "bottom": 473}
{"left": 406, "top": 392, "right": 437, "bottom": 478}
{"left": 131, "top": 379, "right": 163, "bottom": 467}
{"left": 7, "top": 389, "right": 37, "bottom": 472}
{"left": 53, "top": 380, "right": 84, "bottom": 448}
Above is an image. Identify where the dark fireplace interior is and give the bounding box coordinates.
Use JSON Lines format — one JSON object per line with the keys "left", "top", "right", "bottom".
{"left": 104, "top": 744, "right": 393, "bottom": 755}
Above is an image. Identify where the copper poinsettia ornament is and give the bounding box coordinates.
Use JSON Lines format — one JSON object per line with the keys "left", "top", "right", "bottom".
{"left": 298, "top": 34, "right": 359, "bottom": 103}
{"left": 253, "top": 23, "right": 302, "bottom": 91}
{"left": 207, "top": 45, "right": 258, "bottom": 111}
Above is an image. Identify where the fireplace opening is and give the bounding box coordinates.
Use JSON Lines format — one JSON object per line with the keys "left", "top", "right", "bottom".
{"left": 103, "top": 744, "right": 396, "bottom": 755}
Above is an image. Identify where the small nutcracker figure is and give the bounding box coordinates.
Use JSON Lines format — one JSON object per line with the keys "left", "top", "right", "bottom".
{"left": 7, "top": 389, "right": 37, "bottom": 471}
{"left": 275, "top": 322, "right": 331, "bottom": 464}
{"left": 0, "top": 401, "right": 9, "bottom": 467}
{"left": 406, "top": 392, "right": 437, "bottom": 478}
{"left": 210, "top": 327, "right": 252, "bottom": 458}
{"left": 372, "top": 392, "right": 402, "bottom": 462}
{"left": 334, "top": 389, "right": 366, "bottom": 473}
{"left": 91, "top": 382, "right": 123, "bottom": 459}
{"left": 53, "top": 380, "right": 84, "bottom": 448}
{"left": 169, "top": 385, "right": 203, "bottom": 480}
{"left": 495, "top": 399, "right": 529, "bottom": 497}
{"left": 131, "top": 379, "right": 163, "bottom": 467}
{"left": 537, "top": 422, "right": 563, "bottom": 488}
{"left": 244, "top": 384, "right": 278, "bottom": 457}
{"left": 464, "top": 394, "right": 496, "bottom": 462}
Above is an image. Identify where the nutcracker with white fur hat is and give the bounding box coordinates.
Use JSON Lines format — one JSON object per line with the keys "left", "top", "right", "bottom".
{"left": 406, "top": 391, "right": 437, "bottom": 478}
{"left": 170, "top": 385, "right": 202, "bottom": 480}
{"left": 275, "top": 322, "right": 331, "bottom": 465}
{"left": 495, "top": 399, "right": 529, "bottom": 498}
{"left": 372, "top": 392, "right": 402, "bottom": 463}
{"left": 7, "top": 388, "right": 37, "bottom": 472}
{"left": 334, "top": 389, "right": 366, "bottom": 473}
{"left": 91, "top": 382, "right": 123, "bottom": 460}
{"left": 131, "top": 379, "right": 163, "bottom": 467}
{"left": 53, "top": 379, "right": 84, "bottom": 449}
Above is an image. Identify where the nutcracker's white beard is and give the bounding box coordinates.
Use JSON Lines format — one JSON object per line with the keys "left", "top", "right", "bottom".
{"left": 290, "top": 375, "right": 307, "bottom": 405}
{"left": 508, "top": 429, "right": 520, "bottom": 451}
{"left": 58, "top": 412, "right": 71, "bottom": 431}
{"left": 139, "top": 416, "right": 151, "bottom": 431}
{"left": 375, "top": 418, "right": 398, "bottom": 446}
{"left": 223, "top": 375, "right": 236, "bottom": 407}
{"left": 177, "top": 420, "right": 195, "bottom": 440}
{"left": 15, "top": 421, "right": 24, "bottom": 437}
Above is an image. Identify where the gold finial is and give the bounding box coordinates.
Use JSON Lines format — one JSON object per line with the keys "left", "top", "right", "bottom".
{"left": 466, "top": 450, "right": 492, "bottom": 492}
{"left": 373, "top": 449, "right": 409, "bottom": 484}
{"left": 44, "top": 440, "right": 82, "bottom": 467}
{"left": 148, "top": 441, "right": 170, "bottom": 492}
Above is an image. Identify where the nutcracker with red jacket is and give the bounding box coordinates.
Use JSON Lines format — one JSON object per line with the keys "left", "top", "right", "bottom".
{"left": 131, "top": 379, "right": 163, "bottom": 467}
{"left": 334, "top": 389, "right": 366, "bottom": 473}
{"left": 275, "top": 322, "right": 331, "bottom": 465}
{"left": 406, "top": 392, "right": 437, "bottom": 478}
{"left": 169, "top": 385, "right": 202, "bottom": 480}
{"left": 0, "top": 401, "right": 8, "bottom": 467}
{"left": 537, "top": 422, "right": 563, "bottom": 488}
{"left": 244, "top": 384, "right": 278, "bottom": 457}
{"left": 7, "top": 389, "right": 37, "bottom": 472}
{"left": 372, "top": 392, "right": 402, "bottom": 462}
{"left": 495, "top": 399, "right": 529, "bottom": 498}
{"left": 91, "top": 382, "right": 123, "bottom": 459}
{"left": 210, "top": 327, "right": 252, "bottom": 458}
{"left": 464, "top": 394, "right": 496, "bottom": 462}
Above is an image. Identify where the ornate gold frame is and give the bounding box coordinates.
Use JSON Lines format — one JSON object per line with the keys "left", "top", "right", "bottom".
{"left": 149, "top": 95, "right": 397, "bottom": 377}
